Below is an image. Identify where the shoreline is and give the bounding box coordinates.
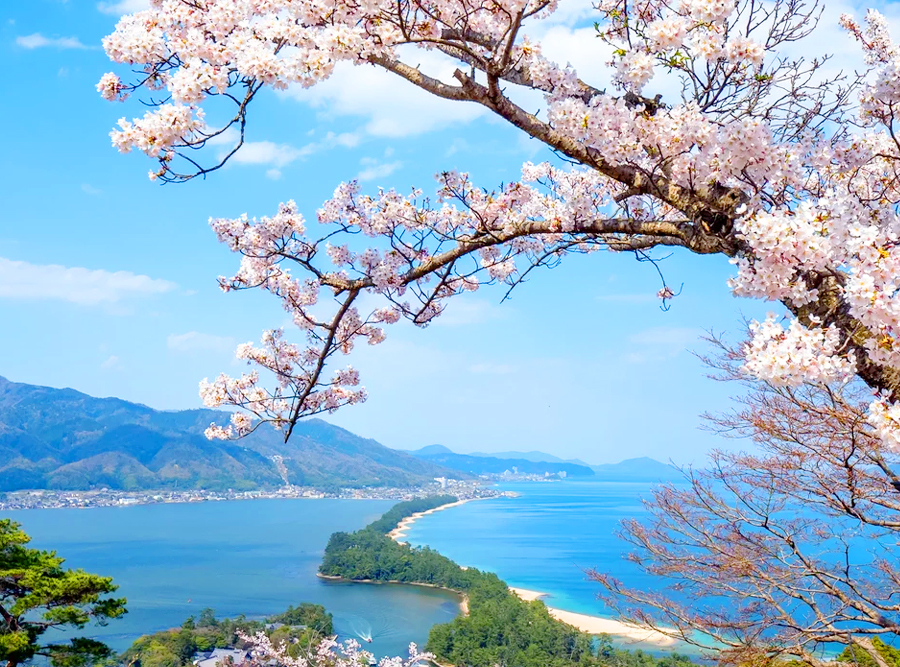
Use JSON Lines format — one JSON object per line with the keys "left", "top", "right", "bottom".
{"left": 317, "top": 573, "right": 469, "bottom": 615}
{"left": 387, "top": 497, "right": 491, "bottom": 543}
{"left": 508, "top": 587, "right": 677, "bottom": 647}
{"left": 384, "top": 496, "right": 676, "bottom": 648}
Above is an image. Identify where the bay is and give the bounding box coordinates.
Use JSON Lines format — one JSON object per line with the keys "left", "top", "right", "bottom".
{"left": 4, "top": 499, "right": 461, "bottom": 660}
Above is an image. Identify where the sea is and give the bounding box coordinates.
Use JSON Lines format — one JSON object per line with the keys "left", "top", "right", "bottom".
{"left": 404, "top": 480, "right": 662, "bottom": 622}
{"left": 4, "top": 480, "right": 682, "bottom": 660}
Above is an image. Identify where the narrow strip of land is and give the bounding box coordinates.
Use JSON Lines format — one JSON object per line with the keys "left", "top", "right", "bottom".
{"left": 509, "top": 587, "right": 676, "bottom": 646}
{"left": 361, "top": 496, "right": 679, "bottom": 651}
{"left": 388, "top": 498, "right": 483, "bottom": 542}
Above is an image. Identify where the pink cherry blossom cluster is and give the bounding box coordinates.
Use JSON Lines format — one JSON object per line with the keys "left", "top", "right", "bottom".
{"left": 96, "top": 73, "right": 128, "bottom": 101}
{"left": 199, "top": 329, "right": 367, "bottom": 439}
{"left": 729, "top": 203, "right": 833, "bottom": 306}
{"left": 110, "top": 104, "right": 204, "bottom": 161}
{"left": 742, "top": 315, "right": 857, "bottom": 387}
{"left": 867, "top": 395, "right": 900, "bottom": 450}
{"left": 238, "top": 629, "right": 430, "bottom": 667}
{"left": 597, "top": 0, "right": 763, "bottom": 93}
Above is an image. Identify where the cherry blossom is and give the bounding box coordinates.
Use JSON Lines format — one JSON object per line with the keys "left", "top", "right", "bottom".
{"left": 97, "top": 0, "right": 900, "bottom": 450}
{"left": 238, "top": 630, "right": 430, "bottom": 667}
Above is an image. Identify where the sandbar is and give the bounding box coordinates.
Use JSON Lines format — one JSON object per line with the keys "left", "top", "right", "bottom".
{"left": 389, "top": 498, "right": 486, "bottom": 543}
{"left": 387, "top": 503, "right": 676, "bottom": 648}
{"left": 509, "top": 587, "right": 677, "bottom": 646}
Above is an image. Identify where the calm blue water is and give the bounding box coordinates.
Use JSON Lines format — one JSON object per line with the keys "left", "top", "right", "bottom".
{"left": 4, "top": 499, "right": 460, "bottom": 659}
{"left": 406, "top": 481, "right": 659, "bottom": 617}
{"left": 404, "top": 480, "right": 696, "bottom": 652}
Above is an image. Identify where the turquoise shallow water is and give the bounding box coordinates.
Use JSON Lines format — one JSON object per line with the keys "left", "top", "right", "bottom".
{"left": 403, "top": 480, "right": 697, "bottom": 652}
{"left": 5, "top": 499, "right": 460, "bottom": 659}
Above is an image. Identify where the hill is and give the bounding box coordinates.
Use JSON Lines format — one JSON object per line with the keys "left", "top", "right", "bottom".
{"left": 411, "top": 444, "right": 455, "bottom": 456}
{"left": 590, "top": 457, "right": 684, "bottom": 482}
{"left": 0, "top": 376, "right": 463, "bottom": 492}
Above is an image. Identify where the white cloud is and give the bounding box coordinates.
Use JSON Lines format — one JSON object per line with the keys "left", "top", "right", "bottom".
{"left": 433, "top": 298, "right": 508, "bottom": 327}
{"left": 228, "top": 141, "right": 309, "bottom": 168}
{"left": 282, "top": 51, "right": 487, "bottom": 138}
{"left": 100, "top": 355, "right": 123, "bottom": 371}
{"left": 97, "top": 0, "right": 149, "bottom": 14}
{"left": 167, "top": 331, "right": 236, "bottom": 354}
{"left": 0, "top": 257, "right": 177, "bottom": 305}
{"left": 16, "top": 33, "right": 91, "bottom": 49}
{"left": 81, "top": 184, "right": 102, "bottom": 196}
{"left": 213, "top": 128, "right": 361, "bottom": 172}
{"left": 357, "top": 160, "right": 402, "bottom": 182}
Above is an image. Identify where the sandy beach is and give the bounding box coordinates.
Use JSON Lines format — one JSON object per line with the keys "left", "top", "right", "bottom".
{"left": 388, "top": 498, "right": 484, "bottom": 543}
{"left": 509, "top": 587, "right": 677, "bottom": 646}
{"left": 387, "top": 501, "right": 676, "bottom": 648}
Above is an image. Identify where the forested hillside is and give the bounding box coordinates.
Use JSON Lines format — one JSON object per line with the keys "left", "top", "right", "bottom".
{"left": 0, "top": 376, "right": 462, "bottom": 491}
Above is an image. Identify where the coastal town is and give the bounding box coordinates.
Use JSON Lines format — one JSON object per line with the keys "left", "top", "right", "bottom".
{"left": 0, "top": 478, "right": 505, "bottom": 511}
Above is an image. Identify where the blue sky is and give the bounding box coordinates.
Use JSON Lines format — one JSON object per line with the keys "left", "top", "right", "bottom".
{"left": 2, "top": 0, "right": 859, "bottom": 465}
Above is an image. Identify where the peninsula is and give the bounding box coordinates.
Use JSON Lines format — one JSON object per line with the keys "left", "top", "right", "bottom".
{"left": 319, "top": 497, "right": 688, "bottom": 667}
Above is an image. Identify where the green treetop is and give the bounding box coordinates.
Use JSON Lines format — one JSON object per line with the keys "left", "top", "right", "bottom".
{"left": 0, "top": 519, "right": 127, "bottom": 667}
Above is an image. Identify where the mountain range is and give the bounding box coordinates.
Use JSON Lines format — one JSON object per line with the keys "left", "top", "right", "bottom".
{"left": 469, "top": 449, "right": 591, "bottom": 467}
{"left": 0, "top": 375, "right": 684, "bottom": 492}
{"left": 0, "top": 376, "right": 462, "bottom": 492}
{"left": 410, "top": 445, "right": 595, "bottom": 477}
{"left": 411, "top": 445, "right": 683, "bottom": 481}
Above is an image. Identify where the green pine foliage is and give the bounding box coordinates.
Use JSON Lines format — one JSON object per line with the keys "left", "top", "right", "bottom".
{"left": 837, "top": 638, "right": 900, "bottom": 667}
{"left": 0, "top": 519, "right": 127, "bottom": 667}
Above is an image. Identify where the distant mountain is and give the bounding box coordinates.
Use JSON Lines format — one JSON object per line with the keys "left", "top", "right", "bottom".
{"left": 412, "top": 444, "right": 455, "bottom": 456}
{"left": 590, "top": 457, "right": 684, "bottom": 482}
{"left": 0, "top": 376, "right": 464, "bottom": 492}
{"left": 410, "top": 448, "right": 595, "bottom": 477}
{"left": 469, "top": 450, "right": 590, "bottom": 466}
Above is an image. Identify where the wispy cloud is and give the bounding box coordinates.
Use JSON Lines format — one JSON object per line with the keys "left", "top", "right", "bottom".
{"left": 228, "top": 141, "right": 309, "bottom": 168}
{"left": 16, "top": 33, "right": 91, "bottom": 49}
{"left": 626, "top": 326, "right": 703, "bottom": 363}
{"left": 100, "top": 355, "right": 123, "bottom": 371}
{"left": 167, "top": 331, "right": 236, "bottom": 354}
{"left": 433, "top": 298, "right": 508, "bottom": 327}
{"left": 81, "top": 184, "right": 102, "bottom": 196}
{"left": 357, "top": 159, "right": 402, "bottom": 182}
{"left": 630, "top": 327, "right": 703, "bottom": 346}
{"left": 212, "top": 128, "right": 360, "bottom": 173}
{"left": 0, "top": 257, "right": 177, "bottom": 306}
{"left": 97, "top": 0, "right": 149, "bottom": 14}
